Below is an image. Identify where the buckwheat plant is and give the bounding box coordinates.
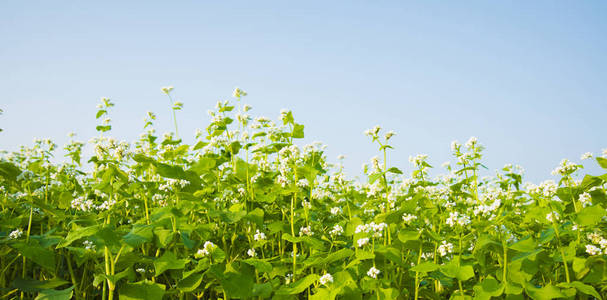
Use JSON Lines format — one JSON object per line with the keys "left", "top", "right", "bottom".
{"left": 0, "top": 87, "right": 606, "bottom": 299}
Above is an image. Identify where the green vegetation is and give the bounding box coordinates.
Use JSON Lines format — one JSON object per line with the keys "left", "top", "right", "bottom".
{"left": 1, "top": 87, "right": 607, "bottom": 299}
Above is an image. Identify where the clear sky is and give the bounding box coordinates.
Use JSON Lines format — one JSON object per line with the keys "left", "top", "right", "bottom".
{"left": 1, "top": 1, "right": 606, "bottom": 183}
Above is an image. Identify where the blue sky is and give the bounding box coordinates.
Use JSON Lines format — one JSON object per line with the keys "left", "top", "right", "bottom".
{"left": 1, "top": 1, "right": 606, "bottom": 182}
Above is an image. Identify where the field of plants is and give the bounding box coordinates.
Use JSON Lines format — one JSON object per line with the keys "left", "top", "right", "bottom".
{"left": 1, "top": 87, "right": 607, "bottom": 299}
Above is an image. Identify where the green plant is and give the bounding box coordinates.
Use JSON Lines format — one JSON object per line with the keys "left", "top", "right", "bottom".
{"left": 1, "top": 87, "right": 607, "bottom": 299}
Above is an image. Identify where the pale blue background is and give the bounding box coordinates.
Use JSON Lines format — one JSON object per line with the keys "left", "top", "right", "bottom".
{"left": 1, "top": 1, "right": 606, "bottom": 182}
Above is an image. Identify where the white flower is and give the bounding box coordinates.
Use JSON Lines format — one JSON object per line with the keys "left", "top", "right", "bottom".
{"left": 588, "top": 233, "right": 602, "bottom": 243}
{"left": 299, "top": 226, "right": 314, "bottom": 237}
{"left": 384, "top": 130, "right": 396, "bottom": 140}
{"left": 135, "top": 268, "right": 146, "bottom": 274}
{"left": 446, "top": 212, "right": 459, "bottom": 227}
{"left": 319, "top": 273, "right": 333, "bottom": 286}
{"left": 409, "top": 154, "right": 429, "bottom": 166}
{"left": 83, "top": 240, "right": 96, "bottom": 251}
{"left": 526, "top": 180, "right": 558, "bottom": 198}
{"left": 329, "top": 224, "right": 343, "bottom": 236}
{"left": 402, "top": 213, "right": 417, "bottom": 224}
{"left": 285, "top": 273, "right": 294, "bottom": 284}
{"left": 367, "top": 266, "right": 380, "bottom": 279}
{"left": 9, "top": 229, "right": 23, "bottom": 239}
{"left": 196, "top": 241, "right": 216, "bottom": 257}
{"left": 254, "top": 230, "right": 266, "bottom": 241}
{"left": 579, "top": 192, "right": 592, "bottom": 207}
{"left": 296, "top": 179, "right": 308, "bottom": 188}
{"left": 247, "top": 248, "right": 256, "bottom": 257}
{"left": 546, "top": 211, "right": 560, "bottom": 223}
{"left": 364, "top": 125, "right": 381, "bottom": 137}
{"left": 197, "top": 248, "right": 209, "bottom": 257}
{"left": 357, "top": 237, "right": 370, "bottom": 248}
{"left": 302, "top": 200, "right": 312, "bottom": 209}
{"left": 71, "top": 197, "right": 95, "bottom": 212}
{"left": 438, "top": 241, "right": 454, "bottom": 257}
{"left": 330, "top": 207, "right": 342, "bottom": 215}
{"left": 551, "top": 159, "right": 578, "bottom": 176}
{"left": 581, "top": 152, "right": 593, "bottom": 160}
{"left": 233, "top": 87, "right": 247, "bottom": 98}
{"left": 451, "top": 140, "right": 460, "bottom": 151}
{"left": 586, "top": 245, "right": 602, "bottom": 256}
{"left": 465, "top": 137, "right": 478, "bottom": 149}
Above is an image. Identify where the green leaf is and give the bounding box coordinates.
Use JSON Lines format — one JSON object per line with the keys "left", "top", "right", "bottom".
{"left": 96, "top": 226, "right": 121, "bottom": 248}
{"left": 576, "top": 205, "right": 605, "bottom": 227}
{"left": 510, "top": 249, "right": 543, "bottom": 262}
{"left": 398, "top": 230, "right": 420, "bottom": 243}
{"left": 123, "top": 224, "right": 154, "bottom": 248}
{"left": 275, "top": 274, "right": 320, "bottom": 295}
{"left": 11, "top": 278, "right": 70, "bottom": 293}
{"left": 34, "top": 286, "right": 74, "bottom": 300}
{"left": 457, "top": 264, "right": 475, "bottom": 281}
{"left": 177, "top": 272, "right": 203, "bottom": 292}
{"left": 410, "top": 262, "right": 439, "bottom": 273}
{"left": 0, "top": 161, "right": 21, "bottom": 182}
{"left": 242, "top": 258, "right": 272, "bottom": 273}
{"left": 56, "top": 225, "right": 100, "bottom": 248}
{"left": 386, "top": 167, "right": 403, "bottom": 174}
{"left": 524, "top": 283, "right": 564, "bottom": 300}
{"left": 154, "top": 251, "right": 189, "bottom": 276}
{"left": 188, "top": 157, "right": 216, "bottom": 175}
{"left": 292, "top": 123, "right": 305, "bottom": 138}
{"left": 12, "top": 242, "right": 56, "bottom": 271}
{"left": 474, "top": 276, "right": 504, "bottom": 299}
{"left": 557, "top": 281, "right": 601, "bottom": 299}
{"left": 508, "top": 236, "right": 537, "bottom": 252}
{"left": 132, "top": 154, "right": 155, "bottom": 164}
{"left": 596, "top": 157, "right": 607, "bottom": 169}
{"left": 153, "top": 228, "right": 174, "bottom": 248}
{"left": 154, "top": 162, "right": 187, "bottom": 180}
{"left": 96, "top": 125, "right": 111, "bottom": 132}
{"left": 96, "top": 110, "right": 106, "bottom": 119}
{"left": 252, "top": 282, "right": 273, "bottom": 298}
{"left": 244, "top": 208, "right": 264, "bottom": 227}
{"left": 378, "top": 287, "right": 399, "bottom": 300}
{"left": 220, "top": 263, "right": 255, "bottom": 298}
{"left": 119, "top": 280, "right": 166, "bottom": 300}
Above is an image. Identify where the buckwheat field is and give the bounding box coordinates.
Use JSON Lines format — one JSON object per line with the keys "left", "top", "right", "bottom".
{"left": 1, "top": 88, "right": 607, "bottom": 299}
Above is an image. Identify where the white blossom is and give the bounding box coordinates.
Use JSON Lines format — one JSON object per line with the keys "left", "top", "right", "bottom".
{"left": 367, "top": 266, "right": 380, "bottom": 279}
{"left": 319, "top": 273, "right": 333, "bottom": 286}
{"left": 402, "top": 213, "right": 417, "bottom": 224}
{"left": 546, "top": 211, "right": 560, "bottom": 223}
{"left": 438, "top": 241, "right": 454, "bottom": 257}
{"left": 9, "top": 229, "right": 23, "bottom": 239}
{"left": 330, "top": 224, "right": 344, "bottom": 236}
{"left": 581, "top": 152, "right": 593, "bottom": 160}
{"left": 299, "top": 226, "right": 314, "bottom": 237}
{"left": 330, "top": 207, "right": 342, "bottom": 215}
{"left": 83, "top": 240, "right": 96, "bottom": 251}
{"left": 579, "top": 192, "right": 592, "bottom": 207}
{"left": 254, "top": 230, "right": 266, "bottom": 241}
{"left": 586, "top": 245, "right": 602, "bottom": 256}
{"left": 357, "top": 237, "right": 370, "bottom": 248}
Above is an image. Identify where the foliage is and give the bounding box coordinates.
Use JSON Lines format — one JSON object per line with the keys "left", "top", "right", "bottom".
{"left": 1, "top": 88, "right": 607, "bottom": 299}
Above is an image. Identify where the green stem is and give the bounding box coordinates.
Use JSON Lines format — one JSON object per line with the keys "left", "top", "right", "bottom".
{"left": 414, "top": 243, "right": 423, "bottom": 300}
